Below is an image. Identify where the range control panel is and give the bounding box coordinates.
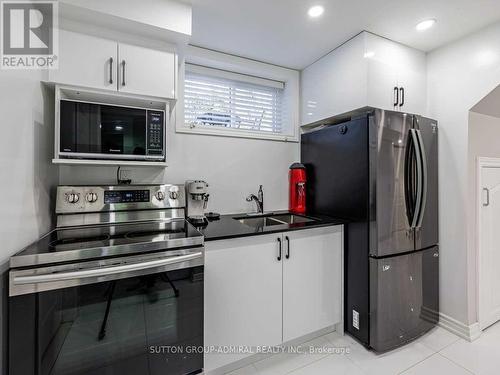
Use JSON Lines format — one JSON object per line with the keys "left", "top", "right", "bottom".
{"left": 56, "top": 185, "right": 184, "bottom": 214}
{"left": 104, "top": 190, "right": 150, "bottom": 204}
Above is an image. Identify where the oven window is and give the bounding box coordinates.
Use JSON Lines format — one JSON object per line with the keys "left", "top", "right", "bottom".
{"left": 10, "top": 267, "right": 204, "bottom": 375}
{"left": 60, "top": 100, "right": 147, "bottom": 156}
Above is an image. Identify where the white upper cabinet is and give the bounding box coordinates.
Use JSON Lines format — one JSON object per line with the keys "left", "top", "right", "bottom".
{"left": 301, "top": 35, "right": 367, "bottom": 125}
{"left": 49, "top": 30, "right": 177, "bottom": 100}
{"left": 282, "top": 226, "right": 343, "bottom": 342}
{"left": 301, "top": 32, "right": 427, "bottom": 125}
{"left": 364, "top": 32, "right": 427, "bottom": 115}
{"left": 49, "top": 30, "right": 118, "bottom": 91}
{"left": 117, "top": 43, "right": 176, "bottom": 99}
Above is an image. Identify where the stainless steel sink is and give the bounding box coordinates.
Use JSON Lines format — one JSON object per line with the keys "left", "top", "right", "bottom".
{"left": 235, "top": 213, "right": 316, "bottom": 229}
{"left": 236, "top": 216, "right": 284, "bottom": 228}
{"left": 269, "top": 214, "right": 315, "bottom": 225}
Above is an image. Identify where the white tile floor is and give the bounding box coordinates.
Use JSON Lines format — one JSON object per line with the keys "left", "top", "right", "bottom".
{"left": 225, "top": 322, "right": 500, "bottom": 375}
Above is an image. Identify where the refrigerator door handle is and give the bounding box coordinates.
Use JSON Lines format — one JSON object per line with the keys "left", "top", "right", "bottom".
{"left": 404, "top": 130, "right": 416, "bottom": 227}
{"left": 415, "top": 129, "right": 427, "bottom": 228}
{"left": 410, "top": 129, "right": 423, "bottom": 228}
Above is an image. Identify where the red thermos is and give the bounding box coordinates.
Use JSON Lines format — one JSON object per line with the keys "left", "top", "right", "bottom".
{"left": 289, "top": 163, "right": 306, "bottom": 214}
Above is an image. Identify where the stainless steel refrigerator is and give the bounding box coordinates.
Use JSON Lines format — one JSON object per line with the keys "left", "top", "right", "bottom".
{"left": 301, "top": 108, "right": 439, "bottom": 352}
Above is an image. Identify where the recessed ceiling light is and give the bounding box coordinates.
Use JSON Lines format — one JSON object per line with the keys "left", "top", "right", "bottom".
{"left": 308, "top": 5, "right": 324, "bottom": 18}
{"left": 416, "top": 19, "right": 436, "bottom": 32}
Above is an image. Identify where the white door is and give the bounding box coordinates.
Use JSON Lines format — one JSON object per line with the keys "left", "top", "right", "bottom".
{"left": 480, "top": 165, "right": 500, "bottom": 330}
{"left": 49, "top": 30, "right": 118, "bottom": 90}
{"left": 117, "top": 43, "right": 176, "bottom": 99}
{"left": 204, "top": 234, "right": 283, "bottom": 371}
{"left": 282, "top": 226, "right": 343, "bottom": 342}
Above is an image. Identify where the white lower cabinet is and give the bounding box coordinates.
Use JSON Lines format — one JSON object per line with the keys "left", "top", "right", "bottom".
{"left": 282, "top": 226, "right": 343, "bottom": 342}
{"left": 204, "top": 234, "right": 283, "bottom": 371}
{"left": 204, "top": 226, "right": 343, "bottom": 372}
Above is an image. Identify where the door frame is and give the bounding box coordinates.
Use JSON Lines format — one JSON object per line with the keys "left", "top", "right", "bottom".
{"left": 476, "top": 157, "right": 500, "bottom": 330}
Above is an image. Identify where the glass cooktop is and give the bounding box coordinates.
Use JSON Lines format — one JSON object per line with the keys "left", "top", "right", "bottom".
{"left": 11, "top": 219, "right": 204, "bottom": 268}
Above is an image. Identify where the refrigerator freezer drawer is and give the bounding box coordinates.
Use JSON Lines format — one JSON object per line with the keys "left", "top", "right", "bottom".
{"left": 369, "top": 247, "right": 439, "bottom": 352}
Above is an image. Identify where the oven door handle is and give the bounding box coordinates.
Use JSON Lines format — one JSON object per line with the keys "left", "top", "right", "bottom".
{"left": 13, "top": 252, "right": 203, "bottom": 285}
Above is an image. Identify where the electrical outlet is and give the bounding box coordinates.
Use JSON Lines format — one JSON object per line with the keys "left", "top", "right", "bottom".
{"left": 119, "top": 169, "right": 133, "bottom": 181}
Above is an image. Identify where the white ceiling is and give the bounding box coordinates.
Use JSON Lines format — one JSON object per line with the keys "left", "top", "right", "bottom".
{"left": 188, "top": 0, "right": 500, "bottom": 70}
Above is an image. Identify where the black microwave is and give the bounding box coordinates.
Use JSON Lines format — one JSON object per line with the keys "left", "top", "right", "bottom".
{"left": 58, "top": 100, "right": 165, "bottom": 162}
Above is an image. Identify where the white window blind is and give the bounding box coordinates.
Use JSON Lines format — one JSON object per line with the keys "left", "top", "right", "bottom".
{"left": 184, "top": 65, "right": 285, "bottom": 135}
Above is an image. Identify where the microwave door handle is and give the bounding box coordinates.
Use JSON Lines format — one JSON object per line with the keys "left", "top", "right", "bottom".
{"left": 13, "top": 252, "right": 202, "bottom": 285}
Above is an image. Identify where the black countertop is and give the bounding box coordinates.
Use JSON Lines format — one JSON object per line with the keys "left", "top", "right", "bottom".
{"left": 196, "top": 211, "right": 347, "bottom": 242}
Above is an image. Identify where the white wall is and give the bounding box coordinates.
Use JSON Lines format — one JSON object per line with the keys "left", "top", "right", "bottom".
{"left": 468, "top": 111, "right": 500, "bottom": 285}
{"left": 59, "top": 130, "right": 298, "bottom": 214}
{"left": 427, "top": 21, "right": 500, "bottom": 326}
{"left": 0, "top": 72, "right": 59, "bottom": 263}
{"left": 0, "top": 69, "right": 59, "bottom": 373}
{"left": 59, "top": 42, "right": 300, "bottom": 215}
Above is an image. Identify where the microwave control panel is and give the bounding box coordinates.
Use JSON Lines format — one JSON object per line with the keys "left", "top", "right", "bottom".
{"left": 147, "top": 111, "right": 164, "bottom": 156}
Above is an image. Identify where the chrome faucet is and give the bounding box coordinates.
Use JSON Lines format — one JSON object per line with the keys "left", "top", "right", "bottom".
{"left": 246, "top": 185, "right": 264, "bottom": 213}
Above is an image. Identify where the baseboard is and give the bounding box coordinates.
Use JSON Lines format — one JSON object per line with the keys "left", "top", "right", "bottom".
{"left": 204, "top": 324, "right": 340, "bottom": 375}
{"left": 438, "top": 312, "right": 481, "bottom": 342}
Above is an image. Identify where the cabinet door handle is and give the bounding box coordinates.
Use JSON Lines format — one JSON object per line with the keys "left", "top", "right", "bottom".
{"left": 285, "top": 236, "right": 290, "bottom": 259}
{"left": 277, "top": 237, "right": 282, "bottom": 261}
{"left": 399, "top": 87, "right": 405, "bottom": 107}
{"left": 483, "top": 187, "right": 490, "bottom": 206}
{"left": 108, "top": 57, "right": 114, "bottom": 84}
{"left": 121, "top": 60, "right": 126, "bottom": 86}
{"left": 393, "top": 86, "right": 399, "bottom": 107}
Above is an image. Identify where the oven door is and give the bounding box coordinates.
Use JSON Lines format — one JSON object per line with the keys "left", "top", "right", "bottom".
{"left": 9, "top": 248, "right": 204, "bottom": 375}
{"left": 59, "top": 100, "right": 165, "bottom": 161}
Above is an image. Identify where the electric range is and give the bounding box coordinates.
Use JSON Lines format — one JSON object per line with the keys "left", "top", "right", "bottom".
{"left": 9, "top": 184, "right": 205, "bottom": 375}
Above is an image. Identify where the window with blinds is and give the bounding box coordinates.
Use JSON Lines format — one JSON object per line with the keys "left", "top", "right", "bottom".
{"left": 184, "top": 65, "right": 285, "bottom": 136}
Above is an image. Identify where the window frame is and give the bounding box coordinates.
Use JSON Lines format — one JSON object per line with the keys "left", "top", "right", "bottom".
{"left": 184, "top": 64, "right": 285, "bottom": 136}
{"left": 176, "top": 46, "right": 299, "bottom": 142}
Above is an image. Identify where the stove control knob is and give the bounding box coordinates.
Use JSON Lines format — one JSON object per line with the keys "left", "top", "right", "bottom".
{"left": 86, "top": 192, "right": 98, "bottom": 203}
{"left": 169, "top": 186, "right": 179, "bottom": 200}
{"left": 66, "top": 193, "right": 80, "bottom": 204}
{"left": 155, "top": 191, "right": 165, "bottom": 201}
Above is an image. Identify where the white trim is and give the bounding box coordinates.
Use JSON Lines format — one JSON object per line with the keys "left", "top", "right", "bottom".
{"left": 53, "top": 84, "right": 170, "bottom": 167}
{"left": 52, "top": 158, "right": 168, "bottom": 167}
{"left": 186, "top": 63, "right": 285, "bottom": 90}
{"left": 176, "top": 46, "right": 300, "bottom": 142}
{"left": 477, "top": 157, "right": 500, "bottom": 168}
{"left": 176, "top": 126, "right": 298, "bottom": 143}
{"left": 204, "top": 325, "right": 339, "bottom": 375}
{"left": 476, "top": 157, "right": 500, "bottom": 331}
{"left": 438, "top": 312, "right": 481, "bottom": 342}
